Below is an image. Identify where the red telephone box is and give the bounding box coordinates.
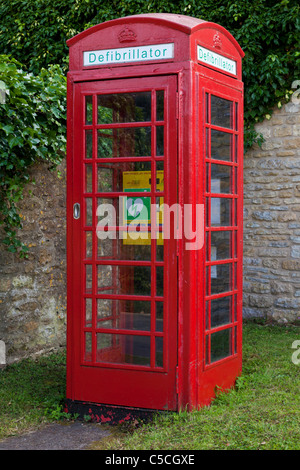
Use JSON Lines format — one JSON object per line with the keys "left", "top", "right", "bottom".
{"left": 65, "top": 13, "right": 244, "bottom": 422}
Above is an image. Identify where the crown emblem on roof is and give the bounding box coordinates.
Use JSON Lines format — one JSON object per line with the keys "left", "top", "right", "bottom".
{"left": 213, "top": 33, "right": 222, "bottom": 49}
{"left": 118, "top": 26, "right": 137, "bottom": 43}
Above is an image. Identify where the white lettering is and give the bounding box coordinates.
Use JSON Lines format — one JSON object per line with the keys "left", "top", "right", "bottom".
{"left": 197, "top": 45, "right": 237, "bottom": 76}
{"left": 83, "top": 43, "right": 174, "bottom": 66}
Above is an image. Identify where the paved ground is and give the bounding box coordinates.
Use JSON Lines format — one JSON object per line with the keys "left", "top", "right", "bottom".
{"left": 0, "top": 421, "right": 111, "bottom": 450}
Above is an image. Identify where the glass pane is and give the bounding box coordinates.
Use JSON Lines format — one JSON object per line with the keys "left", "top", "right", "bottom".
{"left": 85, "top": 264, "right": 92, "bottom": 293}
{"left": 156, "top": 267, "right": 164, "bottom": 297}
{"left": 85, "top": 298, "right": 93, "bottom": 327}
{"left": 85, "top": 164, "right": 93, "bottom": 193}
{"left": 156, "top": 337, "right": 163, "bottom": 367}
{"left": 211, "top": 130, "right": 231, "bottom": 161}
{"left": 211, "top": 263, "right": 231, "bottom": 294}
{"left": 206, "top": 128, "right": 210, "bottom": 158}
{"left": 211, "top": 231, "right": 231, "bottom": 260}
{"left": 97, "top": 161, "right": 152, "bottom": 193}
{"left": 211, "top": 296, "right": 231, "bottom": 327}
{"left": 98, "top": 127, "right": 151, "bottom": 158}
{"left": 85, "top": 231, "right": 93, "bottom": 259}
{"left": 85, "top": 95, "right": 93, "bottom": 125}
{"left": 85, "top": 130, "right": 93, "bottom": 159}
{"left": 156, "top": 241, "right": 164, "bottom": 261}
{"left": 97, "top": 197, "right": 119, "bottom": 227}
{"left": 206, "top": 163, "right": 210, "bottom": 192}
{"left": 211, "top": 198, "right": 231, "bottom": 226}
{"left": 211, "top": 95, "right": 233, "bottom": 129}
{"left": 206, "top": 301, "right": 210, "bottom": 329}
{"left": 96, "top": 333, "right": 151, "bottom": 366}
{"left": 97, "top": 232, "right": 152, "bottom": 261}
{"left": 211, "top": 164, "right": 231, "bottom": 194}
{"left": 97, "top": 92, "right": 151, "bottom": 124}
{"left": 156, "top": 161, "right": 164, "bottom": 192}
{"left": 85, "top": 198, "right": 93, "bottom": 226}
{"left": 156, "top": 302, "right": 164, "bottom": 332}
{"left": 211, "top": 329, "right": 232, "bottom": 363}
{"left": 84, "top": 332, "right": 92, "bottom": 361}
{"left": 156, "top": 126, "right": 164, "bottom": 156}
{"left": 97, "top": 299, "right": 151, "bottom": 331}
{"left": 97, "top": 265, "right": 151, "bottom": 296}
{"left": 205, "top": 335, "right": 210, "bottom": 364}
{"left": 156, "top": 90, "right": 164, "bottom": 121}
{"left": 205, "top": 93, "right": 210, "bottom": 124}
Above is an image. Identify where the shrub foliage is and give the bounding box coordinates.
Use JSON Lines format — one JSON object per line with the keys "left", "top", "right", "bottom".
{"left": 0, "top": 56, "right": 66, "bottom": 255}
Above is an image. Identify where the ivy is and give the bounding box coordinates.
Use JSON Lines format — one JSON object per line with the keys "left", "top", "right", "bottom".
{"left": 0, "top": 56, "right": 66, "bottom": 256}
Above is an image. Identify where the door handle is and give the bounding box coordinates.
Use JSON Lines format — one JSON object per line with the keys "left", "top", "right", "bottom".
{"left": 73, "top": 203, "right": 80, "bottom": 219}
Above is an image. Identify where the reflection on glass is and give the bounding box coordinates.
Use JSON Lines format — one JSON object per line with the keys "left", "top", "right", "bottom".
{"left": 210, "top": 231, "right": 231, "bottom": 260}
{"left": 96, "top": 333, "right": 151, "bottom": 366}
{"left": 205, "top": 93, "right": 210, "bottom": 124}
{"left": 211, "top": 95, "right": 233, "bottom": 129}
{"left": 97, "top": 264, "right": 113, "bottom": 290}
{"left": 85, "top": 264, "right": 92, "bottom": 293}
{"left": 206, "top": 128, "right": 210, "bottom": 158}
{"left": 84, "top": 332, "right": 92, "bottom": 361}
{"left": 156, "top": 337, "right": 163, "bottom": 367}
{"left": 97, "top": 197, "right": 119, "bottom": 226}
{"left": 85, "top": 96, "right": 93, "bottom": 125}
{"left": 211, "top": 328, "right": 232, "bottom": 363}
{"left": 211, "top": 198, "right": 231, "bottom": 226}
{"left": 156, "top": 161, "right": 164, "bottom": 192}
{"left": 156, "top": 126, "right": 164, "bottom": 156}
{"left": 211, "top": 296, "right": 231, "bottom": 327}
{"left": 85, "top": 130, "right": 93, "bottom": 159}
{"left": 156, "top": 302, "right": 164, "bottom": 331}
{"left": 85, "top": 198, "right": 93, "bottom": 226}
{"left": 96, "top": 265, "right": 151, "bottom": 296}
{"left": 211, "top": 130, "right": 231, "bottom": 161}
{"left": 97, "top": 233, "right": 152, "bottom": 261}
{"left": 97, "top": 92, "right": 151, "bottom": 124}
{"left": 211, "top": 164, "right": 231, "bottom": 194}
{"left": 97, "top": 299, "right": 151, "bottom": 331}
{"left": 156, "top": 267, "right": 164, "bottom": 296}
{"left": 98, "top": 127, "right": 151, "bottom": 158}
{"left": 156, "top": 243, "right": 164, "bottom": 262}
{"left": 211, "top": 263, "right": 231, "bottom": 294}
{"left": 85, "top": 231, "right": 93, "bottom": 259}
{"left": 85, "top": 298, "right": 92, "bottom": 327}
{"left": 156, "top": 90, "right": 164, "bottom": 121}
{"left": 97, "top": 161, "right": 152, "bottom": 193}
{"left": 85, "top": 164, "right": 93, "bottom": 193}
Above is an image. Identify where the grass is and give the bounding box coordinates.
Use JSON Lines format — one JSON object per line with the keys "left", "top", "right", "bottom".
{"left": 0, "top": 350, "right": 67, "bottom": 440}
{"left": 0, "top": 322, "right": 300, "bottom": 449}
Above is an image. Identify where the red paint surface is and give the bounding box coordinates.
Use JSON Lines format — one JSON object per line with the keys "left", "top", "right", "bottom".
{"left": 66, "top": 13, "right": 244, "bottom": 412}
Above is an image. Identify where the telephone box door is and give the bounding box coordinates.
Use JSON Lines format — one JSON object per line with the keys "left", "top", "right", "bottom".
{"left": 68, "top": 75, "right": 178, "bottom": 410}
{"left": 198, "top": 77, "right": 243, "bottom": 404}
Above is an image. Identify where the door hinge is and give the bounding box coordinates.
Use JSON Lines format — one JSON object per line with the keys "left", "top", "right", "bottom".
{"left": 176, "top": 92, "right": 179, "bottom": 120}
{"left": 175, "top": 366, "right": 179, "bottom": 394}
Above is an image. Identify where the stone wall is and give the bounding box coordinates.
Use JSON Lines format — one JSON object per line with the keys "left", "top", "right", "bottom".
{"left": 0, "top": 161, "right": 67, "bottom": 363}
{"left": 243, "top": 100, "right": 300, "bottom": 323}
{"left": 0, "top": 99, "right": 299, "bottom": 363}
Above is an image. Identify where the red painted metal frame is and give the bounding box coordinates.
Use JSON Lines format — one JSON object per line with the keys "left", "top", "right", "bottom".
{"left": 66, "top": 13, "right": 244, "bottom": 416}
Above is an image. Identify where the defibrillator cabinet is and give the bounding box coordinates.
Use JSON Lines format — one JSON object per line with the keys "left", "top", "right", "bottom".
{"left": 66, "top": 13, "right": 244, "bottom": 422}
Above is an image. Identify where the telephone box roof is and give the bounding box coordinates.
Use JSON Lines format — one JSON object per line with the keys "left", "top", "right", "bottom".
{"left": 67, "top": 13, "right": 244, "bottom": 57}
